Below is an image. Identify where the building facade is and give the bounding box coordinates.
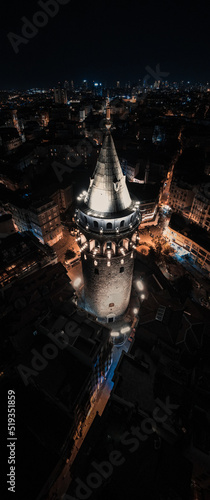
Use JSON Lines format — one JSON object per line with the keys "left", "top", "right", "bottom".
{"left": 76, "top": 128, "right": 141, "bottom": 323}
{"left": 54, "top": 87, "right": 67, "bottom": 105}
{"left": 168, "top": 179, "right": 194, "bottom": 216}
{"left": 189, "top": 186, "right": 210, "bottom": 231}
{"left": 164, "top": 214, "right": 210, "bottom": 272}
{"left": 10, "top": 199, "right": 63, "bottom": 246}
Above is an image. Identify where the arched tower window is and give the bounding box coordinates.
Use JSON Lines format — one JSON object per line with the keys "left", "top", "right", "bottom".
{"left": 120, "top": 220, "right": 125, "bottom": 227}
{"left": 107, "top": 222, "right": 112, "bottom": 229}
{"left": 94, "top": 220, "right": 98, "bottom": 228}
{"left": 107, "top": 242, "right": 112, "bottom": 249}
{"left": 120, "top": 267, "right": 124, "bottom": 273}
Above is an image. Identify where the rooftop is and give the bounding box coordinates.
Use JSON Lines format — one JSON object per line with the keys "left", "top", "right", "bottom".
{"left": 169, "top": 213, "right": 210, "bottom": 252}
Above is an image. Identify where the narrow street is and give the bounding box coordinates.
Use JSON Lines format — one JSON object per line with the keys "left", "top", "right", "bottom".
{"left": 46, "top": 342, "right": 130, "bottom": 500}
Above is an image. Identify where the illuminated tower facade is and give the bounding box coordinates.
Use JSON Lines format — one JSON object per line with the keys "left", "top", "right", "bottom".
{"left": 76, "top": 111, "right": 141, "bottom": 323}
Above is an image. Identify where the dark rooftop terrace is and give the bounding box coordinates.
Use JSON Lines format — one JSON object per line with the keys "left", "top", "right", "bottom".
{"left": 169, "top": 212, "right": 210, "bottom": 252}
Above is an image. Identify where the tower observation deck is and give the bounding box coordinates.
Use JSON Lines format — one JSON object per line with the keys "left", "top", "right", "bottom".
{"left": 75, "top": 111, "right": 141, "bottom": 323}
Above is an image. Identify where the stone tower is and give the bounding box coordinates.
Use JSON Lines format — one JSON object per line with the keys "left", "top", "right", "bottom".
{"left": 75, "top": 114, "right": 141, "bottom": 323}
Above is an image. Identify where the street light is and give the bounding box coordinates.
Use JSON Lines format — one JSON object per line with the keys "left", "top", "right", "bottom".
{"left": 74, "top": 277, "right": 81, "bottom": 288}
{"left": 136, "top": 280, "right": 144, "bottom": 291}
{"left": 121, "top": 326, "right": 130, "bottom": 334}
{"left": 111, "top": 331, "right": 120, "bottom": 337}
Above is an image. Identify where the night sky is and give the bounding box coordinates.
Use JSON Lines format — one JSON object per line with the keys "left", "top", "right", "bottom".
{"left": 1, "top": 0, "right": 210, "bottom": 89}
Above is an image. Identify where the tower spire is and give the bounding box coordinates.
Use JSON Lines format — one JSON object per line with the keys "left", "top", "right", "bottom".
{"left": 105, "top": 92, "right": 111, "bottom": 131}
{"left": 86, "top": 134, "right": 131, "bottom": 214}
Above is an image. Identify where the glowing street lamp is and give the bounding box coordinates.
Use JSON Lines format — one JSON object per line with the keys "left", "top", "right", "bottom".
{"left": 136, "top": 280, "right": 144, "bottom": 291}
{"left": 121, "top": 326, "right": 130, "bottom": 334}
{"left": 111, "top": 331, "right": 120, "bottom": 337}
{"left": 74, "top": 277, "right": 81, "bottom": 288}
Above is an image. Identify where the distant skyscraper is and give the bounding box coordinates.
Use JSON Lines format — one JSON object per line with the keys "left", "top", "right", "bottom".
{"left": 75, "top": 106, "right": 141, "bottom": 323}
{"left": 54, "top": 86, "right": 67, "bottom": 104}
{"left": 64, "top": 80, "right": 69, "bottom": 91}
{"left": 82, "top": 80, "right": 88, "bottom": 90}
{"left": 116, "top": 81, "right": 120, "bottom": 88}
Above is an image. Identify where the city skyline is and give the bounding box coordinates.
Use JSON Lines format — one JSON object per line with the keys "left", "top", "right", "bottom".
{"left": 1, "top": 0, "right": 210, "bottom": 88}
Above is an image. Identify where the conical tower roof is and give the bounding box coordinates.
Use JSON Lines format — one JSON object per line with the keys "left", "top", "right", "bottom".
{"left": 86, "top": 132, "right": 132, "bottom": 214}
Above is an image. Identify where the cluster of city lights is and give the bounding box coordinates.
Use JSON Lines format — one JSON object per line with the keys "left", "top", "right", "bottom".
{"left": 93, "top": 247, "right": 99, "bottom": 257}
{"left": 111, "top": 325, "right": 131, "bottom": 337}
{"left": 77, "top": 191, "right": 88, "bottom": 202}
{"left": 130, "top": 242, "right": 136, "bottom": 249}
{"left": 80, "top": 242, "right": 88, "bottom": 252}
